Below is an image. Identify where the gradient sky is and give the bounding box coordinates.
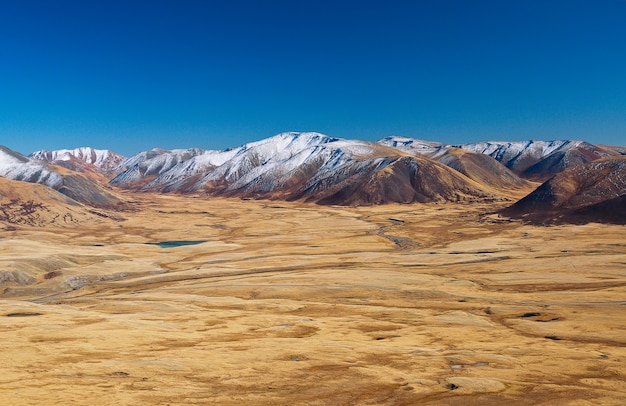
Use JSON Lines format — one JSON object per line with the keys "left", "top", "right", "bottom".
{"left": 1, "top": 0, "right": 624, "bottom": 156}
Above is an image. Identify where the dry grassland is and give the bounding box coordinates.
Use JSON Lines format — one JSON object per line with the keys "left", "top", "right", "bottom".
{"left": 1, "top": 194, "right": 625, "bottom": 405}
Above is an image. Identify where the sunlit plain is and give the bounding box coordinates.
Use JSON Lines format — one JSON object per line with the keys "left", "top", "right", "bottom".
{"left": 1, "top": 195, "right": 624, "bottom": 405}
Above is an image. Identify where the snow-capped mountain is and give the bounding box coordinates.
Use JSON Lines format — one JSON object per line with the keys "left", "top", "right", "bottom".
{"left": 112, "top": 132, "right": 362, "bottom": 192}
{"left": 197, "top": 133, "right": 387, "bottom": 195}
{"left": 111, "top": 132, "right": 505, "bottom": 204}
{"left": 30, "top": 147, "right": 125, "bottom": 173}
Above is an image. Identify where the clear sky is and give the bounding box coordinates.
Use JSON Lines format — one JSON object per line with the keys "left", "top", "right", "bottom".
{"left": 1, "top": 0, "right": 624, "bottom": 156}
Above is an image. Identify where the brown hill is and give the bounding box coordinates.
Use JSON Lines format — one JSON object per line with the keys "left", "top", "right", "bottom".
{"left": 0, "top": 177, "right": 120, "bottom": 227}
{"left": 501, "top": 156, "right": 626, "bottom": 224}
{"left": 302, "top": 155, "right": 503, "bottom": 206}
{"left": 435, "top": 148, "right": 536, "bottom": 198}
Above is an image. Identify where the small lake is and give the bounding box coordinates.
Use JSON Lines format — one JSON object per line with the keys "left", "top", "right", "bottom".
{"left": 145, "top": 240, "right": 208, "bottom": 248}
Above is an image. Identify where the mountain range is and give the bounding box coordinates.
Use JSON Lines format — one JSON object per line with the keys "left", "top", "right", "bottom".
{"left": 1, "top": 132, "right": 624, "bottom": 225}
{"left": 379, "top": 137, "right": 620, "bottom": 181}
{"left": 108, "top": 133, "right": 522, "bottom": 204}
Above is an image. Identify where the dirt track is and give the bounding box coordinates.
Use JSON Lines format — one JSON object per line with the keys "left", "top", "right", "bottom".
{"left": 1, "top": 195, "right": 625, "bottom": 405}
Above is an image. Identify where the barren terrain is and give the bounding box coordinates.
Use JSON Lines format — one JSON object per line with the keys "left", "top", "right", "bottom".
{"left": 1, "top": 195, "right": 624, "bottom": 405}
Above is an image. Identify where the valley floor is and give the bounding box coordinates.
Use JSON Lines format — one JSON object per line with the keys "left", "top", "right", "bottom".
{"left": 0, "top": 195, "right": 625, "bottom": 405}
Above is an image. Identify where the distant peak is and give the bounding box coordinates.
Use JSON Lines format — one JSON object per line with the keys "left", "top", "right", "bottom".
{"left": 30, "top": 147, "right": 126, "bottom": 172}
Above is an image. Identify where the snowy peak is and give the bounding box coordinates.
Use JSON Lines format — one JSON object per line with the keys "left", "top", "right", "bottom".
{"left": 243, "top": 132, "right": 338, "bottom": 152}
{"left": 31, "top": 147, "right": 126, "bottom": 172}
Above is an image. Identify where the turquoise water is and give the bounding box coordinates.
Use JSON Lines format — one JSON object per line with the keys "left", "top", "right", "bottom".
{"left": 145, "top": 240, "right": 207, "bottom": 248}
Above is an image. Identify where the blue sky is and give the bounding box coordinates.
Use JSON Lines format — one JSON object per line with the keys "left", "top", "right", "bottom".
{"left": 1, "top": 0, "right": 624, "bottom": 156}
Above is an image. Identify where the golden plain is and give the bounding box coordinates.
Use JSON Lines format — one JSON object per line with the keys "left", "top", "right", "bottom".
{"left": 1, "top": 195, "right": 624, "bottom": 405}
